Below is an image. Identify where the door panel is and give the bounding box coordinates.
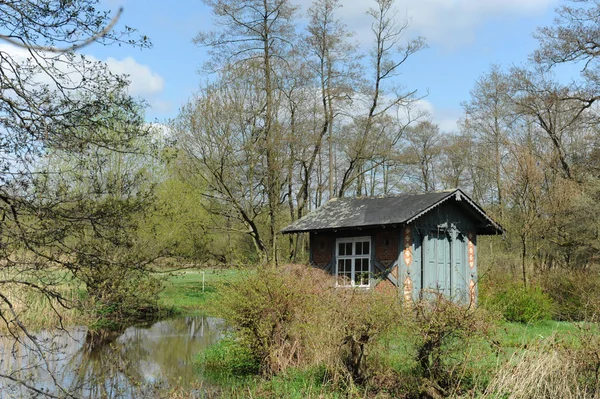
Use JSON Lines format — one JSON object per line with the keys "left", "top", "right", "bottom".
{"left": 453, "top": 236, "right": 467, "bottom": 302}
{"left": 423, "top": 231, "right": 452, "bottom": 296}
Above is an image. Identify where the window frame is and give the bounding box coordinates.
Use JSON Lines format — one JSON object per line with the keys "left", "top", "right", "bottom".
{"left": 335, "top": 236, "right": 372, "bottom": 288}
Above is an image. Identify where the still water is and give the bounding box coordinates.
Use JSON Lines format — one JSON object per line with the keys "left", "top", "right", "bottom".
{"left": 0, "top": 316, "right": 225, "bottom": 398}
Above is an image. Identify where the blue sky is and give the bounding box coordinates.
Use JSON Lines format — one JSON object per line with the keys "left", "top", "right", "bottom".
{"left": 83, "top": 0, "right": 561, "bottom": 130}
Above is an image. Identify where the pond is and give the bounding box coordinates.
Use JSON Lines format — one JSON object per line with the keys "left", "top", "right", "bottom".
{"left": 0, "top": 316, "right": 226, "bottom": 398}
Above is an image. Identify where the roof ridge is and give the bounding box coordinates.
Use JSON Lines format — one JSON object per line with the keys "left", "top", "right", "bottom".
{"left": 333, "top": 190, "right": 454, "bottom": 201}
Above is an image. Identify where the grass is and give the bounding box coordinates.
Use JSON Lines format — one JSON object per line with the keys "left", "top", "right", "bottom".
{"left": 499, "top": 320, "right": 584, "bottom": 347}
{"left": 173, "top": 268, "right": 594, "bottom": 398}
{"left": 157, "top": 268, "right": 246, "bottom": 315}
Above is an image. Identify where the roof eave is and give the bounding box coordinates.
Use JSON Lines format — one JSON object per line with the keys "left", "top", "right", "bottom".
{"left": 281, "top": 222, "right": 403, "bottom": 235}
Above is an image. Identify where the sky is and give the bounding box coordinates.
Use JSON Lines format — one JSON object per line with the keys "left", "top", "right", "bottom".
{"left": 79, "top": 0, "right": 563, "bottom": 131}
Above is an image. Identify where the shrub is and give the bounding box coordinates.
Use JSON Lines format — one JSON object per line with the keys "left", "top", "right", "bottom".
{"left": 209, "top": 264, "right": 404, "bottom": 386}
{"left": 211, "top": 264, "right": 336, "bottom": 376}
{"left": 409, "top": 295, "right": 494, "bottom": 397}
{"left": 481, "top": 281, "right": 554, "bottom": 323}
{"left": 85, "top": 266, "right": 163, "bottom": 330}
{"left": 207, "top": 265, "right": 499, "bottom": 397}
{"left": 540, "top": 269, "right": 600, "bottom": 321}
{"left": 331, "top": 288, "right": 403, "bottom": 384}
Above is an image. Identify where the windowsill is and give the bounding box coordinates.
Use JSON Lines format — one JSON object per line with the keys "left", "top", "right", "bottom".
{"left": 334, "top": 284, "right": 372, "bottom": 290}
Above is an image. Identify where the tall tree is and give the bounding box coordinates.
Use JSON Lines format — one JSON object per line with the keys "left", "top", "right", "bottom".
{"left": 404, "top": 120, "right": 441, "bottom": 192}
{"left": 462, "top": 65, "right": 513, "bottom": 209}
{"left": 195, "top": 0, "right": 299, "bottom": 264}
{"left": 337, "top": 0, "right": 426, "bottom": 197}
{"left": 508, "top": 66, "right": 599, "bottom": 180}
{"left": 173, "top": 65, "right": 270, "bottom": 261}
{"left": 306, "top": 0, "right": 358, "bottom": 201}
{"left": 438, "top": 132, "right": 472, "bottom": 190}
{"left": 534, "top": 0, "right": 600, "bottom": 70}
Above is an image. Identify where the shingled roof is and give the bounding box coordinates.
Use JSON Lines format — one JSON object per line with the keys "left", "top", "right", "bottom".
{"left": 281, "top": 188, "right": 504, "bottom": 235}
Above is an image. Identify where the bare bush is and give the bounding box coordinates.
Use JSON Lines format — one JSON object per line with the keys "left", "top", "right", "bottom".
{"left": 540, "top": 268, "right": 600, "bottom": 321}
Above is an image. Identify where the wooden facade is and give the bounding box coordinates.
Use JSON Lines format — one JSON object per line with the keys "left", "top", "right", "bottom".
{"left": 282, "top": 189, "right": 503, "bottom": 304}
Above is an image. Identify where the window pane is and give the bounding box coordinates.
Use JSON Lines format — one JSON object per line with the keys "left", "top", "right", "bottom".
{"left": 337, "top": 259, "right": 351, "bottom": 285}
{"left": 338, "top": 242, "right": 345, "bottom": 256}
{"left": 355, "top": 242, "right": 363, "bottom": 255}
{"left": 345, "top": 242, "right": 352, "bottom": 255}
{"left": 360, "top": 270, "right": 369, "bottom": 286}
{"left": 362, "top": 241, "right": 370, "bottom": 255}
{"left": 354, "top": 258, "right": 370, "bottom": 286}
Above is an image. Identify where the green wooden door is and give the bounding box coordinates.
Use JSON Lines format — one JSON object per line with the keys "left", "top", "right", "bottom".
{"left": 423, "top": 230, "right": 451, "bottom": 296}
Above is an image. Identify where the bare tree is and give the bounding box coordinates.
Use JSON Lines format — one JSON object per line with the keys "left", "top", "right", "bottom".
{"left": 195, "top": 0, "right": 299, "bottom": 264}
{"left": 438, "top": 132, "right": 472, "bottom": 190}
{"left": 337, "top": 0, "right": 426, "bottom": 197}
{"left": 534, "top": 0, "right": 600, "bottom": 70}
{"left": 404, "top": 120, "right": 441, "bottom": 192}
{"left": 509, "top": 66, "right": 599, "bottom": 180}
{"left": 173, "top": 66, "right": 270, "bottom": 261}
{"left": 462, "top": 65, "right": 513, "bottom": 209}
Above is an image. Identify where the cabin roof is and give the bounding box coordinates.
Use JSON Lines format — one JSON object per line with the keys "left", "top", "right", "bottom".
{"left": 281, "top": 188, "right": 504, "bottom": 235}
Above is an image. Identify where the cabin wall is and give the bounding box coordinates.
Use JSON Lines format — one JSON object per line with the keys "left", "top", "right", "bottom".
{"left": 400, "top": 201, "right": 478, "bottom": 304}
{"left": 310, "top": 228, "right": 401, "bottom": 290}
{"left": 309, "top": 232, "right": 335, "bottom": 273}
{"left": 309, "top": 201, "right": 480, "bottom": 304}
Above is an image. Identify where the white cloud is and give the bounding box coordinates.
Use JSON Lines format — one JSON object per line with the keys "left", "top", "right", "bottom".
{"left": 294, "top": 0, "right": 557, "bottom": 49}
{"left": 409, "top": 99, "right": 462, "bottom": 132}
{"left": 105, "top": 56, "right": 164, "bottom": 97}
{"left": 0, "top": 43, "right": 166, "bottom": 111}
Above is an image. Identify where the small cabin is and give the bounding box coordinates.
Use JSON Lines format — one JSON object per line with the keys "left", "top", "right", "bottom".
{"left": 282, "top": 189, "right": 504, "bottom": 304}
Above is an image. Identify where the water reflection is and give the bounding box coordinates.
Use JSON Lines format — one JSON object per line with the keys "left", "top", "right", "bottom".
{"left": 0, "top": 316, "right": 225, "bottom": 398}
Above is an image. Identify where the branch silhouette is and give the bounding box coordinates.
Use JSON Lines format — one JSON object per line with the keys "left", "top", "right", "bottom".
{"left": 0, "top": 7, "right": 123, "bottom": 53}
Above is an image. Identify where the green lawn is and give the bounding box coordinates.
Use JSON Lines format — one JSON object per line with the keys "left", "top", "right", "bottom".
{"left": 157, "top": 268, "right": 247, "bottom": 315}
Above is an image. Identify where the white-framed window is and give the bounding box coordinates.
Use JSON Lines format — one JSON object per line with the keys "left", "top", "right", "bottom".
{"left": 336, "top": 236, "right": 371, "bottom": 287}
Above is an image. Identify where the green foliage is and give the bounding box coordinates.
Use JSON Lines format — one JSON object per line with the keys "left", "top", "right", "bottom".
{"left": 140, "top": 178, "right": 214, "bottom": 262}
{"left": 197, "top": 337, "right": 259, "bottom": 377}
{"left": 481, "top": 280, "right": 554, "bottom": 323}
{"left": 85, "top": 265, "right": 163, "bottom": 330}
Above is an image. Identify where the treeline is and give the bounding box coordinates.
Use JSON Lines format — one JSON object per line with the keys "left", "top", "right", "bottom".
{"left": 165, "top": 0, "right": 600, "bottom": 280}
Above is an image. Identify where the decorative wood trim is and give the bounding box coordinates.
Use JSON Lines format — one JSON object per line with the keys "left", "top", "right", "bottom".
{"left": 403, "top": 225, "right": 413, "bottom": 267}
{"left": 468, "top": 232, "right": 475, "bottom": 269}
{"left": 403, "top": 275, "right": 413, "bottom": 303}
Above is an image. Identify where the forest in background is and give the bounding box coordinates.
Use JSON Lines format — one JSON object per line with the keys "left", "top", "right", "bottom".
{"left": 162, "top": 0, "right": 600, "bottom": 286}
{"left": 1, "top": 0, "right": 599, "bottom": 329}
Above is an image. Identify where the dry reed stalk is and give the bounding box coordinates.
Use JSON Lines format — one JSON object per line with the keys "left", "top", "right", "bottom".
{"left": 482, "top": 337, "right": 593, "bottom": 399}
